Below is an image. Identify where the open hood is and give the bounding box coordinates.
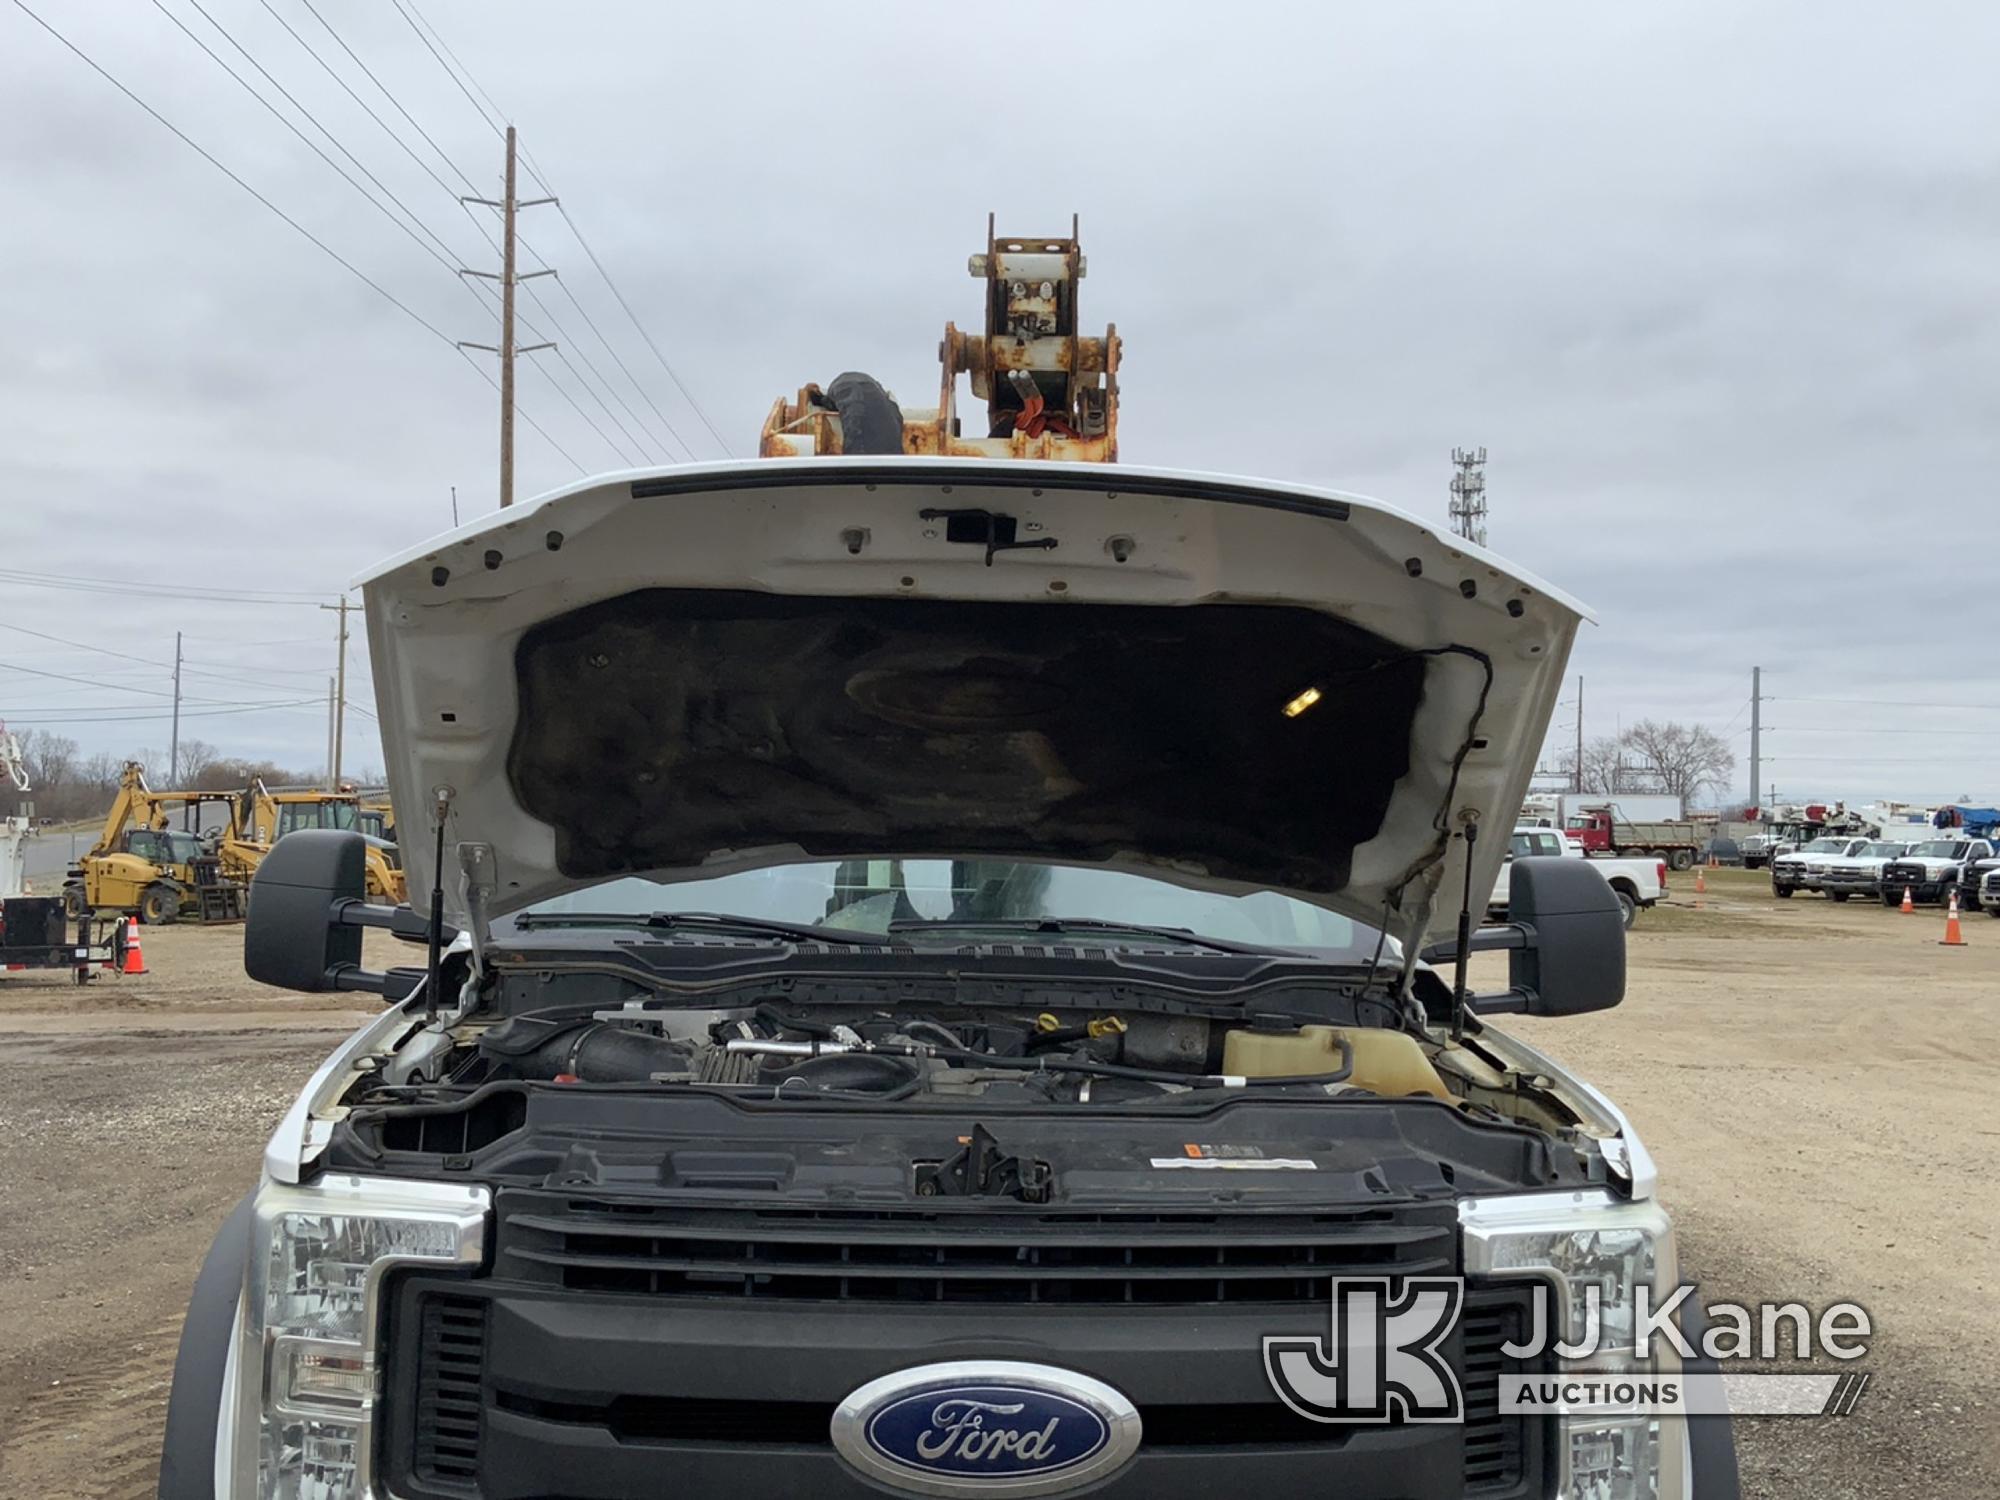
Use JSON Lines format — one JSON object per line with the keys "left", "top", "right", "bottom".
{"left": 357, "top": 459, "right": 1586, "bottom": 949}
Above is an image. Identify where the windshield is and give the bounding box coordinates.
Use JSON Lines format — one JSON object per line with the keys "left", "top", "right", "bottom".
{"left": 520, "top": 858, "right": 1379, "bottom": 955}
{"left": 1859, "top": 843, "right": 1903, "bottom": 858}
{"left": 163, "top": 831, "right": 203, "bottom": 863}
{"left": 1908, "top": 842, "right": 1965, "bottom": 859}
{"left": 278, "top": 800, "right": 359, "bottom": 833}
{"left": 1800, "top": 837, "right": 1848, "bottom": 853}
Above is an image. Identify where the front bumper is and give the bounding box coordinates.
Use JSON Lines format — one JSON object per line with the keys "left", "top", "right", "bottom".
{"left": 1882, "top": 866, "right": 1952, "bottom": 900}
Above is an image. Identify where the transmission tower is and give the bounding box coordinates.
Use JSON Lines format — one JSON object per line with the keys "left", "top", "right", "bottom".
{"left": 1449, "top": 446, "right": 1488, "bottom": 546}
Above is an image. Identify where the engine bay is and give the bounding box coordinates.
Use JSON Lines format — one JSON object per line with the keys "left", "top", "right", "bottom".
{"left": 322, "top": 953, "right": 1598, "bottom": 1165}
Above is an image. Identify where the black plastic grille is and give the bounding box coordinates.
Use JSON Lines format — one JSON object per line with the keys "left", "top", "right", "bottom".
{"left": 1460, "top": 1287, "right": 1535, "bottom": 1494}
{"left": 411, "top": 1295, "right": 486, "bottom": 1492}
{"left": 493, "top": 1192, "right": 1455, "bottom": 1305}
{"left": 411, "top": 1282, "right": 1535, "bottom": 1493}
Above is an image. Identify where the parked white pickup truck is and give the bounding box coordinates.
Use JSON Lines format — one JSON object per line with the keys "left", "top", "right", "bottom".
{"left": 1490, "top": 826, "right": 1665, "bottom": 928}
{"left": 1816, "top": 839, "right": 1913, "bottom": 902}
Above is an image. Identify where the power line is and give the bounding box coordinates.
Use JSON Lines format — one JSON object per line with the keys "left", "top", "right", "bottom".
{"left": 291, "top": 0, "right": 478, "bottom": 195}
{"left": 0, "top": 660, "right": 178, "bottom": 704}
{"left": 0, "top": 566, "right": 329, "bottom": 604}
{"left": 1772, "top": 695, "right": 2000, "bottom": 713}
{"left": 1769, "top": 754, "right": 1994, "bottom": 765}
{"left": 181, "top": 0, "right": 623, "bottom": 473}
{"left": 1768, "top": 726, "right": 1997, "bottom": 737}
{"left": 543, "top": 194, "right": 734, "bottom": 457}
{"left": 255, "top": 0, "right": 637, "bottom": 471}
{"left": 0, "top": 620, "right": 178, "bottom": 672}
{"left": 252, "top": 0, "right": 476, "bottom": 208}
{"left": 389, "top": 0, "right": 504, "bottom": 138}
{"left": 385, "top": 0, "right": 726, "bottom": 459}
{"left": 0, "top": 621, "right": 322, "bottom": 704}
{"left": 456, "top": 346, "right": 585, "bottom": 473}
{"left": 10, "top": 0, "right": 460, "bottom": 348}
{"left": 9, "top": 699, "right": 324, "bottom": 727}
{"left": 164, "top": 0, "right": 468, "bottom": 276}
{"left": 525, "top": 251, "right": 696, "bottom": 461}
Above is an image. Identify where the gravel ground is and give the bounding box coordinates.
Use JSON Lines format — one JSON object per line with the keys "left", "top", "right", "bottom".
{"left": 0, "top": 878, "right": 1993, "bottom": 1498}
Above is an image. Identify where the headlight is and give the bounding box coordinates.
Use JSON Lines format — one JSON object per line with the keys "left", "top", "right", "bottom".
{"left": 1462, "top": 1191, "right": 1688, "bottom": 1500}
{"left": 244, "top": 1175, "right": 487, "bottom": 1500}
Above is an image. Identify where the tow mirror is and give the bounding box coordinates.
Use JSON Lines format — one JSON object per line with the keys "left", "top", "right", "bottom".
{"left": 1422, "top": 856, "right": 1626, "bottom": 1018}
{"left": 245, "top": 830, "right": 437, "bottom": 997}
{"left": 1496, "top": 856, "right": 1625, "bottom": 1016}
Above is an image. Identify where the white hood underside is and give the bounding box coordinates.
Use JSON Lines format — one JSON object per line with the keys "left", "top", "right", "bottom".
{"left": 357, "top": 459, "right": 1586, "bottom": 948}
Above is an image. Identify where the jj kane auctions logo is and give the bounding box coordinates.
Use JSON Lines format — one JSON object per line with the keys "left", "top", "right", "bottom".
{"left": 1263, "top": 1278, "right": 1874, "bottom": 1422}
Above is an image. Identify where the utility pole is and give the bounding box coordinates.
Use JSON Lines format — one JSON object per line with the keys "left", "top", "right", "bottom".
{"left": 1449, "top": 447, "right": 1489, "bottom": 546}
{"left": 1749, "top": 666, "right": 1762, "bottom": 813}
{"left": 1574, "top": 675, "right": 1584, "bottom": 793}
{"left": 458, "top": 126, "right": 557, "bottom": 509}
{"left": 319, "top": 599, "right": 351, "bottom": 789}
{"left": 325, "top": 677, "right": 336, "bottom": 791}
{"left": 169, "top": 630, "right": 183, "bottom": 784}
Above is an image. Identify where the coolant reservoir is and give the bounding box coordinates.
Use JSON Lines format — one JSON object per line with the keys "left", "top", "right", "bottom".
{"left": 1222, "top": 1025, "right": 1453, "bottom": 1101}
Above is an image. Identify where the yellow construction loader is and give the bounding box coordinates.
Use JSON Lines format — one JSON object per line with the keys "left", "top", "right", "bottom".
{"left": 63, "top": 763, "right": 246, "bottom": 924}
{"left": 223, "top": 780, "right": 407, "bottom": 905}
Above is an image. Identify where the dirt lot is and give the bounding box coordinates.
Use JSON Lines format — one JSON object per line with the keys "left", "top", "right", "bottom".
{"left": 1, "top": 874, "right": 1994, "bottom": 1497}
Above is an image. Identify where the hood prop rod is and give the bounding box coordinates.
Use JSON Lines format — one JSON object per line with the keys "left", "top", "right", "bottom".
{"left": 1449, "top": 816, "right": 1479, "bottom": 1041}
{"left": 424, "top": 789, "right": 449, "bottom": 1024}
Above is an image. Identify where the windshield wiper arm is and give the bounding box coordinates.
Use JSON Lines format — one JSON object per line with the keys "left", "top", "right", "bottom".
{"left": 513, "top": 910, "right": 887, "bottom": 946}
{"left": 885, "top": 915, "right": 1277, "bottom": 956}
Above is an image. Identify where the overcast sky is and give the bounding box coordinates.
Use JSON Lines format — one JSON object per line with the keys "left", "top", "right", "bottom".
{"left": 4, "top": 1, "right": 1996, "bottom": 807}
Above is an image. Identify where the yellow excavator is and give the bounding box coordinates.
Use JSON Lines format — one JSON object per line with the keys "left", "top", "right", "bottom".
{"left": 64, "top": 763, "right": 246, "bottom": 924}
{"left": 222, "top": 780, "right": 407, "bottom": 905}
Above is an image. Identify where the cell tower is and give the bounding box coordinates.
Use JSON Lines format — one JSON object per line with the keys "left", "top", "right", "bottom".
{"left": 1449, "top": 446, "right": 1488, "bottom": 546}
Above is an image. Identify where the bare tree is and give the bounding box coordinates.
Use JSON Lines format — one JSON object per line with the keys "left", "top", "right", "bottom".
{"left": 1556, "top": 735, "right": 1624, "bottom": 794}
{"left": 174, "top": 738, "right": 224, "bottom": 788}
{"left": 77, "top": 751, "right": 123, "bottom": 800}
{"left": 18, "top": 730, "right": 78, "bottom": 795}
{"left": 1617, "top": 719, "right": 1736, "bottom": 805}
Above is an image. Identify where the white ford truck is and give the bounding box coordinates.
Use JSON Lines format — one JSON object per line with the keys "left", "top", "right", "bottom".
{"left": 154, "top": 228, "right": 1738, "bottom": 1500}
{"left": 1490, "top": 826, "right": 1665, "bottom": 928}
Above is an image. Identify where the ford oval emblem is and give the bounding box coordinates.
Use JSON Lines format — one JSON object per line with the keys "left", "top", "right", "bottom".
{"left": 831, "top": 1360, "right": 1142, "bottom": 1497}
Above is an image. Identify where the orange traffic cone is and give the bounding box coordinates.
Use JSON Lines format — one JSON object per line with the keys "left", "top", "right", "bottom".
{"left": 120, "top": 916, "right": 149, "bottom": 975}
{"left": 1695, "top": 865, "right": 1707, "bottom": 895}
{"left": 1940, "top": 890, "right": 1966, "bottom": 948}
{"left": 1900, "top": 886, "right": 1915, "bottom": 914}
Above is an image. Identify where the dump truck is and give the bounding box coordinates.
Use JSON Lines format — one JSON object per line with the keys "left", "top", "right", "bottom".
{"left": 1560, "top": 803, "right": 1710, "bottom": 869}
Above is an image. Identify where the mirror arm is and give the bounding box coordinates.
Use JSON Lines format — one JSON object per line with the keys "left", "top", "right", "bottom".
{"left": 1420, "top": 921, "right": 1532, "bottom": 965}
{"left": 329, "top": 897, "right": 459, "bottom": 945}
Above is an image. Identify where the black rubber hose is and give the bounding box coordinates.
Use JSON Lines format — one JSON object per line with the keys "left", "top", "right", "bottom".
{"left": 826, "top": 371, "right": 905, "bottom": 455}
{"left": 506, "top": 1021, "right": 691, "bottom": 1082}
{"left": 765, "top": 1051, "right": 920, "bottom": 1095}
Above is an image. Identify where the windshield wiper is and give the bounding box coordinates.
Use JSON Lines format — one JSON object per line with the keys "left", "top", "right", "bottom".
{"left": 885, "top": 915, "right": 1281, "bottom": 956}
{"left": 512, "top": 910, "right": 887, "bottom": 946}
